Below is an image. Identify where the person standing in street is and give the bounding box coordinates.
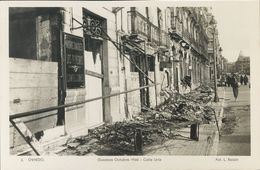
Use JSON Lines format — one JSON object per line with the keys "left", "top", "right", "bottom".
{"left": 240, "top": 74, "right": 244, "bottom": 85}
{"left": 231, "top": 73, "right": 239, "bottom": 101}
{"left": 244, "top": 75, "right": 248, "bottom": 85}
{"left": 226, "top": 74, "right": 231, "bottom": 87}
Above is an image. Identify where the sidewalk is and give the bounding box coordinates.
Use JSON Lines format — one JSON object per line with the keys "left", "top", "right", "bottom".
{"left": 144, "top": 87, "right": 225, "bottom": 156}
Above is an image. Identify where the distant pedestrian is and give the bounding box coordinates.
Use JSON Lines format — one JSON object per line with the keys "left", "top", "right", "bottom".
{"left": 240, "top": 75, "right": 244, "bottom": 85}
{"left": 231, "top": 73, "right": 239, "bottom": 101}
{"left": 244, "top": 75, "right": 248, "bottom": 85}
{"left": 226, "top": 75, "right": 231, "bottom": 87}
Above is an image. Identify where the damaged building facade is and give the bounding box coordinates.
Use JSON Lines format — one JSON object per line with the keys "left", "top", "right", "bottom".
{"left": 9, "top": 6, "right": 218, "bottom": 153}
{"left": 169, "top": 7, "right": 211, "bottom": 90}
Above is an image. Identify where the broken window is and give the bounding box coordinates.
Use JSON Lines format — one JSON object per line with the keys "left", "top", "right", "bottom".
{"left": 130, "top": 53, "right": 140, "bottom": 72}
{"left": 9, "top": 11, "right": 37, "bottom": 59}
{"left": 148, "top": 55, "right": 155, "bottom": 71}
{"left": 9, "top": 8, "right": 61, "bottom": 62}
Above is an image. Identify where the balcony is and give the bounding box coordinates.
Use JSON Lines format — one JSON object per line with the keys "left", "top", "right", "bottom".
{"left": 128, "top": 9, "right": 162, "bottom": 45}
{"left": 150, "top": 23, "right": 160, "bottom": 44}
{"left": 182, "top": 29, "right": 191, "bottom": 44}
{"left": 172, "top": 17, "right": 182, "bottom": 37}
{"left": 190, "top": 37, "right": 200, "bottom": 54}
{"left": 160, "top": 30, "right": 170, "bottom": 48}
{"left": 200, "top": 43, "right": 208, "bottom": 59}
{"left": 127, "top": 9, "right": 150, "bottom": 39}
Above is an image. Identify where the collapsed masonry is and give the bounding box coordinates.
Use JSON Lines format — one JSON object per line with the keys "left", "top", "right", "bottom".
{"left": 58, "top": 84, "right": 216, "bottom": 156}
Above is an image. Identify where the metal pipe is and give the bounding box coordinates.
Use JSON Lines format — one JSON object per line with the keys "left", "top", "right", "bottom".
{"left": 10, "top": 83, "right": 160, "bottom": 120}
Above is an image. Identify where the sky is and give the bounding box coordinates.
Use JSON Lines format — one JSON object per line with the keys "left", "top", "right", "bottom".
{"left": 211, "top": 1, "right": 259, "bottom": 62}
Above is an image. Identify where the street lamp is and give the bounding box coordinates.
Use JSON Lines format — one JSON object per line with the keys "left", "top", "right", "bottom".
{"left": 209, "top": 17, "right": 219, "bottom": 102}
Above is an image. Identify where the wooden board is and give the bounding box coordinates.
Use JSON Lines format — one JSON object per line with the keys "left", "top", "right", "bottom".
{"left": 9, "top": 58, "right": 58, "bottom": 147}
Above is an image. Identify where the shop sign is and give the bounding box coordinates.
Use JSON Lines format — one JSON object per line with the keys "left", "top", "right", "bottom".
{"left": 63, "top": 33, "right": 85, "bottom": 88}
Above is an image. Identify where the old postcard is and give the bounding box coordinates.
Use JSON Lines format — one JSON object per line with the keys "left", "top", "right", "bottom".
{"left": 0, "top": 0, "right": 260, "bottom": 170}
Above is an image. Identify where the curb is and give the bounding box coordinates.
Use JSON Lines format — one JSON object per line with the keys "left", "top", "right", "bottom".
{"left": 207, "top": 87, "right": 225, "bottom": 156}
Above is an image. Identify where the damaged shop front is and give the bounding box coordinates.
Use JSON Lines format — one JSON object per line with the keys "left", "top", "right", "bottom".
{"left": 9, "top": 7, "right": 64, "bottom": 150}
{"left": 121, "top": 35, "right": 159, "bottom": 113}
{"left": 9, "top": 7, "right": 163, "bottom": 155}
{"left": 9, "top": 7, "right": 124, "bottom": 154}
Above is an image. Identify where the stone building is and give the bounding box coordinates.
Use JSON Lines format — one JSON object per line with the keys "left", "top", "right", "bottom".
{"left": 169, "top": 7, "right": 210, "bottom": 90}
{"left": 9, "top": 6, "right": 218, "bottom": 153}
{"left": 235, "top": 50, "right": 250, "bottom": 75}
{"left": 9, "top": 7, "right": 124, "bottom": 150}
{"left": 206, "top": 12, "right": 222, "bottom": 80}
{"left": 227, "top": 62, "right": 236, "bottom": 74}
{"left": 9, "top": 6, "right": 173, "bottom": 152}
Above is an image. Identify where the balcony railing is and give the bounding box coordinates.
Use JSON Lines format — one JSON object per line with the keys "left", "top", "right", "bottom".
{"left": 201, "top": 45, "right": 208, "bottom": 58}
{"left": 150, "top": 23, "right": 160, "bottom": 44}
{"left": 190, "top": 37, "right": 197, "bottom": 52}
{"left": 128, "top": 9, "right": 163, "bottom": 45}
{"left": 172, "top": 17, "right": 182, "bottom": 36}
{"left": 161, "top": 30, "right": 170, "bottom": 48}
{"left": 183, "top": 29, "right": 191, "bottom": 44}
{"left": 128, "top": 10, "right": 150, "bottom": 38}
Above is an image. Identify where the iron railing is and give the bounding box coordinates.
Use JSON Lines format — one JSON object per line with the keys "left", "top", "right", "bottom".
{"left": 127, "top": 10, "right": 150, "bottom": 38}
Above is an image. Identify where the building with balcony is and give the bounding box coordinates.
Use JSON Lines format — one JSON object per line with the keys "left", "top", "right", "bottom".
{"left": 169, "top": 7, "right": 210, "bottom": 91}
{"left": 9, "top": 6, "right": 223, "bottom": 154}
{"left": 9, "top": 6, "right": 174, "bottom": 153}
{"left": 9, "top": 7, "right": 126, "bottom": 153}
{"left": 206, "top": 12, "right": 223, "bottom": 81}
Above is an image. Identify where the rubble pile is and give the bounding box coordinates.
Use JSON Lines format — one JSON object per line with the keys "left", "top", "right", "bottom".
{"left": 60, "top": 84, "right": 215, "bottom": 155}
{"left": 195, "top": 83, "right": 214, "bottom": 93}
{"left": 89, "top": 120, "right": 177, "bottom": 149}
{"left": 156, "top": 87, "right": 214, "bottom": 123}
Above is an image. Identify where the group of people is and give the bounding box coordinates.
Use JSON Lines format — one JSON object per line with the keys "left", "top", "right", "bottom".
{"left": 225, "top": 74, "right": 247, "bottom": 87}
{"left": 239, "top": 74, "right": 249, "bottom": 85}
{"left": 223, "top": 73, "right": 250, "bottom": 101}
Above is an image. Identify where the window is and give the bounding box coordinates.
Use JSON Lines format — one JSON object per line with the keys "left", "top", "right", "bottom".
{"left": 148, "top": 55, "right": 155, "bottom": 71}
{"left": 9, "top": 8, "right": 61, "bottom": 62}
{"left": 157, "top": 8, "right": 162, "bottom": 29}
{"left": 83, "top": 8, "right": 105, "bottom": 46}
{"left": 9, "top": 14, "right": 37, "bottom": 59}
{"left": 130, "top": 53, "right": 140, "bottom": 72}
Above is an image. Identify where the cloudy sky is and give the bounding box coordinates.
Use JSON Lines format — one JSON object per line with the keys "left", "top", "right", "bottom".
{"left": 211, "top": 1, "right": 259, "bottom": 62}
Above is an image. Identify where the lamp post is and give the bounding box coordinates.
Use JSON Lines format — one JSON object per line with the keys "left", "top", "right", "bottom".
{"left": 210, "top": 17, "right": 219, "bottom": 102}
{"left": 213, "top": 29, "right": 219, "bottom": 102}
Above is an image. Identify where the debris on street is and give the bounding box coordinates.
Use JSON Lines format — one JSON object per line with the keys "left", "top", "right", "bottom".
{"left": 58, "top": 85, "right": 216, "bottom": 155}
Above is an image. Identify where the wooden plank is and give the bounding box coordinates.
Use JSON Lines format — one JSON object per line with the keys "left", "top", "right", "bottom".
{"left": 9, "top": 59, "right": 59, "bottom": 148}
{"left": 11, "top": 120, "right": 44, "bottom": 154}
{"left": 10, "top": 87, "right": 57, "bottom": 101}
{"left": 85, "top": 69, "right": 104, "bottom": 79}
{"left": 10, "top": 111, "right": 58, "bottom": 147}
{"left": 10, "top": 72, "right": 57, "bottom": 88}
{"left": 10, "top": 98, "right": 57, "bottom": 115}
{"left": 9, "top": 58, "right": 57, "bottom": 74}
